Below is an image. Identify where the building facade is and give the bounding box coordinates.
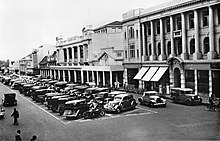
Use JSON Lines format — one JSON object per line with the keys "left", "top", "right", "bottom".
{"left": 50, "top": 21, "right": 124, "bottom": 87}
{"left": 123, "top": 0, "right": 220, "bottom": 97}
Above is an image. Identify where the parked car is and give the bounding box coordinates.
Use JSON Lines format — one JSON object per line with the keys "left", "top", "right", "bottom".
{"left": 35, "top": 89, "right": 55, "bottom": 103}
{"left": 170, "top": 88, "right": 203, "bottom": 106}
{"left": 2, "top": 93, "right": 17, "bottom": 106}
{"left": 44, "top": 92, "right": 66, "bottom": 109}
{"left": 138, "top": 91, "right": 166, "bottom": 107}
{"left": 51, "top": 95, "right": 70, "bottom": 112}
{"left": 104, "top": 94, "right": 137, "bottom": 113}
{"left": 54, "top": 81, "right": 67, "bottom": 92}
{"left": 63, "top": 99, "right": 89, "bottom": 119}
{"left": 57, "top": 97, "right": 78, "bottom": 115}
{"left": 23, "top": 84, "right": 35, "bottom": 96}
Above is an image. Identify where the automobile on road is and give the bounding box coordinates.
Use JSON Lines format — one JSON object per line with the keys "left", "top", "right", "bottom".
{"left": 2, "top": 93, "right": 17, "bottom": 106}
{"left": 138, "top": 91, "right": 166, "bottom": 107}
{"left": 171, "top": 88, "right": 203, "bottom": 106}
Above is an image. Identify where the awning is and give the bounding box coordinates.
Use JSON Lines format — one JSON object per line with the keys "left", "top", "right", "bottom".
{"left": 150, "top": 67, "right": 168, "bottom": 82}
{"left": 141, "top": 67, "right": 159, "bottom": 81}
{"left": 133, "top": 67, "right": 149, "bottom": 80}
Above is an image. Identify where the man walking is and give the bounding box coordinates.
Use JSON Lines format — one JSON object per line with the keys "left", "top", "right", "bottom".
{"left": 15, "top": 130, "right": 22, "bottom": 141}
{"left": 11, "top": 108, "right": 19, "bottom": 125}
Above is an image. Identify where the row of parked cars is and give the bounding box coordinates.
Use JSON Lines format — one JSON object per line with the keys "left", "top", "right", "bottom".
{"left": 0, "top": 74, "right": 140, "bottom": 119}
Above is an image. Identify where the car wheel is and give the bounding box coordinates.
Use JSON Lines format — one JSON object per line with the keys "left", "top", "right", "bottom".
{"left": 131, "top": 101, "right": 136, "bottom": 109}
{"left": 185, "top": 100, "right": 191, "bottom": 106}
{"left": 83, "top": 112, "right": 90, "bottom": 119}
{"left": 99, "top": 109, "right": 105, "bottom": 116}
{"left": 172, "top": 97, "right": 177, "bottom": 103}
{"left": 116, "top": 107, "right": 121, "bottom": 113}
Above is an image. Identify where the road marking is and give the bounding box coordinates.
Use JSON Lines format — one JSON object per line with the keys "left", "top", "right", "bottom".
{"left": 3, "top": 85, "right": 67, "bottom": 124}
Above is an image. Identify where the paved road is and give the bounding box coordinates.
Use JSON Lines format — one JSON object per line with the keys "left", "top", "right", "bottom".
{"left": 0, "top": 83, "right": 219, "bottom": 141}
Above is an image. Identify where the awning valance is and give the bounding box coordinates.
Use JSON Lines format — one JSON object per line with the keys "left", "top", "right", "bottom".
{"left": 133, "top": 67, "right": 149, "bottom": 80}
{"left": 141, "top": 67, "right": 159, "bottom": 81}
{"left": 150, "top": 67, "right": 168, "bottom": 81}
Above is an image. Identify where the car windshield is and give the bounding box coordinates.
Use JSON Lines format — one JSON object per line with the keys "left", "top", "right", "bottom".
{"left": 184, "top": 90, "right": 194, "bottom": 94}
{"left": 114, "top": 97, "right": 122, "bottom": 101}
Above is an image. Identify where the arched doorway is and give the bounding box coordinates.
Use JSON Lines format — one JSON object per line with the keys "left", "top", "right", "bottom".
{"left": 174, "top": 68, "right": 181, "bottom": 87}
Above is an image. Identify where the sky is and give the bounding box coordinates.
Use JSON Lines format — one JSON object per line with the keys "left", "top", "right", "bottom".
{"left": 0, "top": 0, "right": 171, "bottom": 61}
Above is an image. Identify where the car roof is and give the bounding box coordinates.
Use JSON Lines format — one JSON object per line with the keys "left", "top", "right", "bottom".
{"left": 171, "top": 87, "right": 193, "bottom": 91}
{"left": 143, "top": 91, "right": 158, "bottom": 94}
{"left": 4, "top": 93, "right": 16, "bottom": 95}
{"left": 109, "top": 91, "right": 126, "bottom": 95}
{"left": 65, "top": 99, "right": 86, "bottom": 104}
{"left": 115, "top": 93, "right": 130, "bottom": 98}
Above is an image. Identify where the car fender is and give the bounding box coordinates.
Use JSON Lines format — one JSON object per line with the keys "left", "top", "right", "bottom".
{"left": 138, "top": 97, "right": 143, "bottom": 103}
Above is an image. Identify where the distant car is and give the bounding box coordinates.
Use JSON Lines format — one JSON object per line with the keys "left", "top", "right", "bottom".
{"left": 104, "top": 94, "right": 137, "bottom": 113}
{"left": 138, "top": 91, "right": 166, "bottom": 107}
{"left": 170, "top": 88, "right": 202, "bottom": 106}
{"left": 2, "top": 93, "right": 17, "bottom": 106}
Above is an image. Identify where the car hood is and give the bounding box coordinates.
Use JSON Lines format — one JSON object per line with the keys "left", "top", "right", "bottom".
{"left": 149, "top": 95, "right": 160, "bottom": 99}
{"left": 108, "top": 100, "right": 120, "bottom": 105}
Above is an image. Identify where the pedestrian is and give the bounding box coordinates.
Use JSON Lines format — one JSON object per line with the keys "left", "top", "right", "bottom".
{"left": 30, "top": 135, "right": 37, "bottom": 141}
{"left": 15, "top": 130, "right": 22, "bottom": 141}
{"left": 11, "top": 108, "right": 19, "bottom": 125}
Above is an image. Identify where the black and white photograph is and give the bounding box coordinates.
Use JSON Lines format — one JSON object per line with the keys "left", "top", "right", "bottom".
{"left": 0, "top": 0, "right": 220, "bottom": 140}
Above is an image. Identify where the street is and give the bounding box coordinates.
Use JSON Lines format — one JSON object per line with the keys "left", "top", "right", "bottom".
{"left": 0, "top": 82, "right": 220, "bottom": 141}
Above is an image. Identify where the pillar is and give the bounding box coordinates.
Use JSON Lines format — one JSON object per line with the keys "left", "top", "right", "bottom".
{"left": 68, "top": 70, "right": 71, "bottom": 82}
{"left": 96, "top": 71, "right": 99, "bottom": 85}
{"left": 77, "top": 46, "right": 80, "bottom": 63}
{"left": 72, "top": 47, "right": 75, "bottom": 63}
{"left": 194, "top": 70, "right": 198, "bottom": 95}
{"left": 193, "top": 10, "right": 202, "bottom": 60}
{"left": 110, "top": 71, "right": 113, "bottom": 87}
{"left": 87, "top": 71, "right": 89, "bottom": 82}
{"left": 66, "top": 48, "right": 69, "bottom": 64}
{"left": 150, "top": 21, "right": 156, "bottom": 61}
{"left": 170, "top": 16, "right": 175, "bottom": 57}
{"left": 74, "top": 70, "right": 77, "bottom": 83}
{"left": 180, "top": 70, "right": 185, "bottom": 88}
{"left": 81, "top": 70, "right": 84, "bottom": 84}
{"left": 181, "top": 12, "right": 188, "bottom": 60}
{"left": 209, "top": 70, "right": 212, "bottom": 97}
{"left": 63, "top": 70, "right": 65, "bottom": 82}
{"left": 142, "top": 23, "right": 147, "bottom": 61}
{"left": 159, "top": 18, "right": 166, "bottom": 61}
{"left": 102, "top": 71, "right": 105, "bottom": 86}
{"left": 207, "top": 6, "right": 217, "bottom": 60}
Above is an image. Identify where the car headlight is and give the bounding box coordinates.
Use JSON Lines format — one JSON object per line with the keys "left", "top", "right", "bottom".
{"left": 191, "top": 97, "right": 194, "bottom": 99}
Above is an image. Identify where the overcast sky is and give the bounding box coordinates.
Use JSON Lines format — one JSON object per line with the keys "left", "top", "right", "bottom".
{"left": 0, "top": 0, "right": 170, "bottom": 61}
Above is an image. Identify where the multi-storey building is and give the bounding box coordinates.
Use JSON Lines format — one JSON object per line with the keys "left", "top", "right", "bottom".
{"left": 19, "top": 53, "right": 33, "bottom": 75}
{"left": 50, "top": 21, "right": 124, "bottom": 87}
{"left": 123, "top": 0, "right": 220, "bottom": 97}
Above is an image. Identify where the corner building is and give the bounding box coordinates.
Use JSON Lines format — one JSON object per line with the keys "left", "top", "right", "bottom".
{"left": 123, "top": 0, "right": 220, "bottom": 97}
{"left": 50, "top": 22, "right": 124, "bottom": 87}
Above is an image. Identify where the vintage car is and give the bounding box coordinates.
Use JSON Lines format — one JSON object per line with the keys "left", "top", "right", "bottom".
{"left": 11, "top": 80, "right": 23, "bottom": 90}
{"left": 94, "top": 91, "right": 109, "bottom": 105}
{"left": 63, "top": 99, "right": 89, "bottom": 119}
{"left": 30, "top": 86, "right": 47, "bottom": 101}
{"left": 108, "top": 91, "right": 126, "bottom": 98}
{"left": 50, "top": 95, "right": 70, "bottom": 112}
{"left": 104, "top": 94, "right": 137, "bottom": 113}
{"left": 171, "top": 88, "right": 203, "bottom": 106}
{"left": 2, "top": 93, "right": 17, "bottom": 106}
{"left": 54, "top": 81, "right": 68, "bottom": 92}
{"left": 23, "top": 84, "right": 35, "bottom": 96}
{"left": 138, "top": 91, "right": 166, "bottom": 107}
{"left": 44, "top": 92, "right": 66, "bottom": 109}
{"left": 57, "top": 97, "right": 78, "bottom": 115}
{"left": 35, "top": 89, "right": 55, "bottom": 103}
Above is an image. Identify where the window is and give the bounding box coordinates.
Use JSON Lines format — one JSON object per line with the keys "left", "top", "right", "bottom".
{"left": 218, "top": 7, "right": 220, "bottom": 24}
{"left": 202, "top": 10, "right": 209, "bottom": 27}
{"left": 80, "top": 46, "right": 83, "bottom": 59}
{"left": 124, "top": 32, "right": 127, "bottom": 40}
{"left": 129, "top": 45, "right": 135, "bottom": 58}
{"left": 166, "top": 18, "right": 170, "bottom": 33}
{"left": 203, "top": 37, "right": 209, "bottom": 54}
{"left": 156, "top": 20, "right": 160, "bottom": 34}
{"left": 148, "top": 44, "right": 152, "bottom": 56}
{"left": 125, "top": 50, "right": 127, "bottom": 59}
{"left": 137, "top": 49, "right": 139, "bottom": 58}
{"left": 147, "top": 22, "right": 151, "bottom": 35}
{"left": 190, "top": 39, "right": 195, "bottom": 54}
{"left": 157, "top": 42, "right": 161, "bottom": 56}
{"left": 167, "top": 41, "right": 171, "bottom": 55}
{"left": 129, "top": 27, "right": 135, "bottom": 39}
{"left": 136, "top": 30, "right": 138, "bottom": 38}
{"left": 177, "top": 40, "right": 182, "bottom": 55}
{"left": 117, "top": 52, "right": 122, "bottom": 57}
{"left": 74, "top": 47, "right": 77, "bottom": 59}
{"left": 85, "top": 46, "right": 88, "bottom": 59}
{"left": 175, "top": 15, "right": 181, "bottom": 30}
{"left": 189, "top": 12, "right": 194, "bottom": 29}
